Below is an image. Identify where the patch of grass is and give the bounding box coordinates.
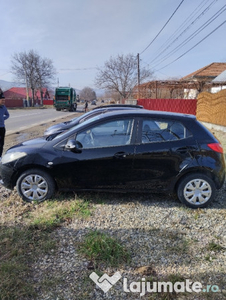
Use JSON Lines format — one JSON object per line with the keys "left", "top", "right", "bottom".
{"left": 167, "top": 238, "right": 190, "bottom": 255}
{"left": 78, "top": 192, "right": 106, "bottom": 205}
{"left": 79, "top": 230, "right": 131, "bottom": 267}
{"left": 0, "top": 261, "right": 34, "bottom": 299}
{"left": 166, "top": 273, "right": 185, "bottom": 284}
{"left": 147, "top": 273, "right": 186, "bottom": 300}
{"left": 204, "top": 255, "right": 216, "bottom": 261}
{"left": 192, "top": 208, "right": 204, "bottom": 219}
{"left": 0, "top": 226, "right": 56, "bottom": 299}
{"left": 213, "top": 235, "right": 221, "bottom": 240}
{"left": 0, "top": 194, "right": 93, "bottom": 299}
{"left": 27, "top": 197, "right": 92, "bottom": 230}
{"left": 206, "top": 241, "right": 225, "bottom": 252}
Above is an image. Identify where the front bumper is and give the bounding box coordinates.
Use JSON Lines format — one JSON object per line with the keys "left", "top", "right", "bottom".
{"left": 0, "top": 163, "right": 17, "bottom": 190}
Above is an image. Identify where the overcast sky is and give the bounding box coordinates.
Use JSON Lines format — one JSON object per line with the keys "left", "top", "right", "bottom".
{"left": 1, "top": 0, "right": 226, "bottom": 90}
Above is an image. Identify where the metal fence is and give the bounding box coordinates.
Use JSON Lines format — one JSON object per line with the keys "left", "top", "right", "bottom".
{"left": 5, "top": 98, "right": 53, "bottom": 108}
{"left": 137, "top": 98, "right": 197, "bottom": 115}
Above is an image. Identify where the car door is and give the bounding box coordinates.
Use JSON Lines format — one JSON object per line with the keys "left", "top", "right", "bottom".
{"left": 53, "top": 117, "right": 137, "bottom": 190}
{"left": 132, "top": 117, "right": 196, "bottom": 191}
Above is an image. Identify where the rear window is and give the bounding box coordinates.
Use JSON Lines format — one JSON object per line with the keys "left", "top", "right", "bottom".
{"left": 141, "top": 119, "right": 192, "bottom": 143}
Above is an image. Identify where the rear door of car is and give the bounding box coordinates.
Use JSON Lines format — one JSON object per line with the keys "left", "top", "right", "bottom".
{"left": 132, "top": 116, "right": 198, "bottom": 191}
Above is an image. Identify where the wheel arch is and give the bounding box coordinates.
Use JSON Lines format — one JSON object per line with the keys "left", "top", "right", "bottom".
{"left": 12, "top": 164, "right": 58, "bottom": 190}
{"left": 173, "top": 168, "right": 218, "bottom": 194}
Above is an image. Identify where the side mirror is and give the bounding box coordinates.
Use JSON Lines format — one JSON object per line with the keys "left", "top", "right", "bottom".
{"left": 65, "top": 139, "right": 83, "bottom": 153}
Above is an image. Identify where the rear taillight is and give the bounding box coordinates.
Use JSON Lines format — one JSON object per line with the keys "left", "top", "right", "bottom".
{"left": 207, "top": 143, "right": 223, "bottom": 153}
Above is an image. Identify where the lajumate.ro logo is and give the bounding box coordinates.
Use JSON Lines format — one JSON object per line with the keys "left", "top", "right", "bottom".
{"left": 89, "top": 271, "right": 221, "bottom": 296}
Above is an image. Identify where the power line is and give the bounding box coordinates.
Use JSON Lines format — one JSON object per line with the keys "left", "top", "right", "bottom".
{"left": 151, "top": 4, "right": 226, "bottom": 68}
{"left": 151, "top": 0, "right": 210, "bottom": 56}
{"left": 0, "top": 71, "right": 11, "bottom": 78}
{"left": 148, "top": 0, "right": 219, "bottom": 65}
{"left": 59, "top": 67, "right": 97, "bottom": 71}
{"left": 140, "top": 0, "right": 185, "bottom": 55}
{"left": 155, "top": 19, "right": 226, "bottom": 72}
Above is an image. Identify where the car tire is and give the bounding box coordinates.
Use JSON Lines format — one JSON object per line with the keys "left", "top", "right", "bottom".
{"left": 177, "top": 173, "right": 216, "bottom": 208}
{"left": 16, "top": 169, "right": 55, "bottom": 203}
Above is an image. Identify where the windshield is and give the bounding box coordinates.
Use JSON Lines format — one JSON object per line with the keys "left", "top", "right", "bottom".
{"left": 53, "top": 114, "right": 103, "bottom": 140}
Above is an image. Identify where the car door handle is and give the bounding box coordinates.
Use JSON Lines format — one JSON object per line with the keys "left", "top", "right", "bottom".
{"left": 114, "top": 152, "right": 127, "bottom": 158}
{"left": 175, "top": 147, "right": 189, "bottom": 154}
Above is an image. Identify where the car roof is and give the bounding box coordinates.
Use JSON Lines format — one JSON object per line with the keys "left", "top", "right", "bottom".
{"left": 77, "top": 105, "right": 143, "bottom": 121}
{"left": 92, "top": 109, "right": 197, "bottom": 121}
{"left": 93, "top": 104, "right": 143, "bottom": 110}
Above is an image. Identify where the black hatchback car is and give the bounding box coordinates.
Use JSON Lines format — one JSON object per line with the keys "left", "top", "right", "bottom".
{"left": 0, "top": 110, "right": 225, "bottom": 208}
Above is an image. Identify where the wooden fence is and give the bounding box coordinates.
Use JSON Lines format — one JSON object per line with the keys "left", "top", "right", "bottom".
{"left": 196, "top": 90, "right": 226, "bottom": 127}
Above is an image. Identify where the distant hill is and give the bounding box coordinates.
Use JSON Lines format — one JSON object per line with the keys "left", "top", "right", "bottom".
{"left": 95, "top": 89, "right": 105, "bottom": 97}
{"left": 0, "top": 79, "right": 25, "bottom": 91}
{"left": 0, "top": 80, "right": 104, "bottom": 97}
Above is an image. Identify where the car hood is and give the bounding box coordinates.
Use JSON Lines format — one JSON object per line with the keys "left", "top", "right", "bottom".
{"left": 6, "top": 137, "right": 48, "bottom": 152}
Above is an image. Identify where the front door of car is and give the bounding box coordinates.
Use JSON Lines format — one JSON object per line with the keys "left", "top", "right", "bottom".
{"left": 132, "top": 118, "right": 195, "bottom": 191}
{"left": 54, "top": 118, "right": 136, "bottom": 190}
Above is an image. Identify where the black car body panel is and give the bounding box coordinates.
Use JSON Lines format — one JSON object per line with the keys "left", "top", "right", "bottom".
{"left": 0, "top": 110, "right": 225, "bottom": 204}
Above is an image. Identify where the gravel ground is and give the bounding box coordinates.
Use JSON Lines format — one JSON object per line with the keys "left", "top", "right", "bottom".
{"left": 1, "top": 112, "right": 226, "bottom": 300}
{"left": 33, "top": 191, "right": 226, "bottom": 300}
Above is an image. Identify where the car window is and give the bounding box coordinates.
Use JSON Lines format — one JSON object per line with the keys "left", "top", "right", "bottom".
{"left": 76, "top": 118, "right": 134, "bottom": 149}
{"left": 141, "top": 119, "right": 192, "bottom": 143}
{"left": 52, "top": 114, "right": 103, "bottom": 141}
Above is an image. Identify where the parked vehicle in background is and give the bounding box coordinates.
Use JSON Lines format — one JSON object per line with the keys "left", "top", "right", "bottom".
{"left": 44, "top": 104, "right": 143, "bottom": 138}
{"left": 0, "top": 109, "right": 225, "bottom": 208}
{"left": 54, "top": 87, "right": 77, "bottom": 111}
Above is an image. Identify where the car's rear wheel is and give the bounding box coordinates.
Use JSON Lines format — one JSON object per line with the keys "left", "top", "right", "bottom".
{"left": 16, "top": 169, "right": 55, "bottom": 203}
{"left": 177, "top": 173, "right": 216, "bottom": 208}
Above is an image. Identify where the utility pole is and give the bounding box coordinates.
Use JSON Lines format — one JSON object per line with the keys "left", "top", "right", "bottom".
{"left": 24, "top": 69, "right": 29, "bottom": 104}
{"left": 137, "top": 53, "right": 140, "bottom": 99}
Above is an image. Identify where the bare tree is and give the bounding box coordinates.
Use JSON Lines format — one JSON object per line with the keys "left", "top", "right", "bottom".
{"left": 80, "top": 87, "right": 96, "bottom": 101}
{"left": 95, "top": 53, "right": 153, "bottom": 100}
{"left": 35, "top": 57, "right": 56, "bottom": 105}
{"left": 11, "top": 50, "right": 56, "bottom": 106}
{"left": 11, "top": 51, "right": 30, "bottom": 103}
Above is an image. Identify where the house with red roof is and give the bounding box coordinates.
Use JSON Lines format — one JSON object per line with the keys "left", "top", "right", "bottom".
{"left": 181, "top": 62, "right": 226, "bottom": 81}
{"left": 181, "top": 62, "right": 226, "bottom": 98}
{"left": 4, "top": 87, "right": 53, "bottom": 107}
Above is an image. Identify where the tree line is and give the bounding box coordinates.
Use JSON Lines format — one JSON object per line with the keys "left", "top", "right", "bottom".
{"left": 10, "top": 50, "right": 153, "bottom": 105}
{"left": 11, "top": 50, "right": 56, "bottom": 106}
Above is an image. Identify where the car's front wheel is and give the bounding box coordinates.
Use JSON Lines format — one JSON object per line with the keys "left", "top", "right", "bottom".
{"left": 16, "top": 169, "right": 55, "bottom": 203}
{"left": 177, "top": 173, "right": 216, "bottom": 208}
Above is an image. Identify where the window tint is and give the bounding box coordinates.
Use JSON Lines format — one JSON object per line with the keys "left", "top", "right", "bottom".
{"left": 141, "top": 119, "right": 192, "bottom": 143}
{"left": 76, "top": 118, "right": 134, "bottom": 149}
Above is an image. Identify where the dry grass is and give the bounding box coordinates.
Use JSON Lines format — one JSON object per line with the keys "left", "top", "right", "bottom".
{"left": 0, "top": 192, "right": 93, "bottom": 299}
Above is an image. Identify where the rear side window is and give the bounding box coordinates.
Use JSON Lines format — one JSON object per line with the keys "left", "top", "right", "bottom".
{"left": 141, "top": 119, "right": 192, "bottom": 143}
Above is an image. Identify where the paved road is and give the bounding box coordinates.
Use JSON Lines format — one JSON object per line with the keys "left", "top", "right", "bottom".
{"left": 5, "top": 107, "right": 83, "bottom": 136}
